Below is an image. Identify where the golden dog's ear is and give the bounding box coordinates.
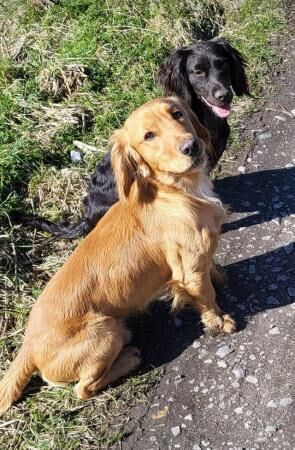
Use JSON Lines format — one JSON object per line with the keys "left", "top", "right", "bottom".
{"left": 111, "top": 129, "right": 151, "bottom": 200}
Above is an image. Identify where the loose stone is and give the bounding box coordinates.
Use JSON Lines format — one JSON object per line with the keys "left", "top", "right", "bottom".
{"left": 171, "top": 426, "right": 181, "bottom": 437}
{"left": 245, "top": 375, "right": 258, "bottom": 385}
{"left": 215, "top": 345, "right": 234, "bottom": 359}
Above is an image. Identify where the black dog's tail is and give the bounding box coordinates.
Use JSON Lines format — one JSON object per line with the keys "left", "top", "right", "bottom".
{"left": 27, "top": 217, "right": 91, "bottom": 239}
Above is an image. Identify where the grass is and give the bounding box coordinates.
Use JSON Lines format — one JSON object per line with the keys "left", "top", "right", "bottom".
{"left": 0, "top": 0, "right": 284, "bottom": 448}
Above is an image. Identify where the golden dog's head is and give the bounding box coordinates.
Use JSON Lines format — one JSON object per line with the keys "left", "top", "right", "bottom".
{"left": 111, "top": 97, "right": 212, "bottom": 199}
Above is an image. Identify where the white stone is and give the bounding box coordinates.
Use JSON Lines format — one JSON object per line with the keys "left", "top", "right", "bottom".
{"left": 171, "top": 426, "right": 181, "bottom": 436}
{"left": 246, "top": 375, "right": 258, "bottom": 385}
{"left": 215, "top": 345, "right": 234, "bottom": 359}
{"left": 232, "top": 367, "right": 246, "bottom": 379}
{"left": 279, "top": 397, "right": 293, "bottom": 407}
{"left": 184, "top": 414, "right": 193, "bottom": 421}
{"left": 217, "top": 360, "right": 228, "bottom": 368}
{"left": 192, "top": 340, "right": 201, "bottom": 349}
{"left": 265, "top": 425, "right": 277, "bottom": 432}
{"left": 70, "top": 150, "right": 82, "bottom": 162}
{"left": 269, "top": 326, "right": 280, "bottom": 335}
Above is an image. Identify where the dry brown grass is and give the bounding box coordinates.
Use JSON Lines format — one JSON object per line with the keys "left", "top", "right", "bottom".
{"left": 30, "top": 104, "right": 94, "bottom": 145}
{"left": 38, "top": 63, "right": 89, "bottom": 100}
{"left": 28, "top": 166, "right": 88, "bottom": 221}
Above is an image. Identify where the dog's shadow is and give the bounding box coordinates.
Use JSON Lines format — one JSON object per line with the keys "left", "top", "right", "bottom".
{"left": 216, "top": 166, "right": 295, "bottom": 232}
{"left": 129, "top": 166, "right": 295, "bottom": 372}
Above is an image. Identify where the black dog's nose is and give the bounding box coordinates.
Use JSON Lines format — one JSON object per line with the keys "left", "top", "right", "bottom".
{"left": 179, "top": 138, "right": 198, "bottom": 156}
{"left": 214, "top": 88, "right": 232, "bottom": 103}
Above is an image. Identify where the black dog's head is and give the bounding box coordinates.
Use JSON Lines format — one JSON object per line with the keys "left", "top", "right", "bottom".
{"left": 158, "top": 37, "right": 250, "bottom": 120}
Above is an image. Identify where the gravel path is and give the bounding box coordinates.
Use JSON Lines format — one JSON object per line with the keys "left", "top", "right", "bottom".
{"left": 115, "top": 18, "right": 295, "bottom": 450}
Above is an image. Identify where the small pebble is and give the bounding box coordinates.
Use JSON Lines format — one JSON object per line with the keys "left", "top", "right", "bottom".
{"left": 232, "top": 367, "right": 246, "bottom": 379}
{"left": 279, "top": 397, "right": 293, "bottom": 407}
{"left": 238, "top": 166, "right": 246, "bottom": 173}
{"left": 266, "top": 400, "right": 277, "bottom": 408}
{"left": 192, "top": 340, "right": 201, "bottom": 349}
{"left": 246, "top": 375, "right": 258, "bottom": 385}
{"left": 234, "top": 406, "right": 243, "bottom": 414}
{"left": 265, "top": 425, "right": 277, "bottom": 433}
{"left": 215, "top": 345, "right": 234, "bottom": 359}
{"left": 269, "top": 326, "right": 280, "bottom": 335}
{"left": 171, "top": 426, "right": 181, "bottom": 437}
{"left": 70, "top": 150, "right": 82, "bottom": 163}
{"left": 184, "top": 414, "right": 193, "bottom": 421}
{"left": 257, "top": 130, "right": 272, "bottom": 141}
{"left": 217, "top": 360, "right": 228, "bottom": 368}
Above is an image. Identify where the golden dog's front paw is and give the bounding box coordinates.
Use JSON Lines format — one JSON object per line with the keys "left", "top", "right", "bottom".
{"left": 202, "top": 310, "right": 236, "bottom": 334}
{"left": 220, "top": 313, "right": 236, "bottom": 334}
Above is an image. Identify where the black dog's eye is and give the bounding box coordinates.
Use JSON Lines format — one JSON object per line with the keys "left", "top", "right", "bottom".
{"left": 195, "top": 69, "right": 205, "bottom": 76}
{"left": 144, "top": 131, "right": 155, "bottom": 141}
{"left": 172, "top": 110, "right": 183, "bottom": 120}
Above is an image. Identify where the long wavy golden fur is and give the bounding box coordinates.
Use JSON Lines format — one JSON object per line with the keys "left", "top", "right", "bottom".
{"left": 0, "top": 97, "right": 235, "bottom": 415}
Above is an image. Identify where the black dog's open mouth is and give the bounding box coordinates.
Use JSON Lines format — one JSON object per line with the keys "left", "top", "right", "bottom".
{"left": 201, "top": 96, "right": 231, "bottom": 118}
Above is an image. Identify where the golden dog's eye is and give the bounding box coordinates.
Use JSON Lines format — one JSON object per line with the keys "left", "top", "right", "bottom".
{"left": 172, "top": 110, "right": 183, "bottom": 120}
{"left": 144, "top": 132, "right": 155, "bottom": 141}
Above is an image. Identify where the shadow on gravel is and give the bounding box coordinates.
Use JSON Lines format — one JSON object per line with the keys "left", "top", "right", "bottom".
{"left": 130, "top": 166, "right": 295, "bottom": 374}
{"left": 214, "top": 166, "right": 295, "bottom": 232}
{"left": 129, "top": 302, "right": 203, "bottom": 372}
{"left": 130, "top": 239, "right": 294, "bottom": 374}
{"left": 219, "top": 241, "right": 295, "bottom": 325}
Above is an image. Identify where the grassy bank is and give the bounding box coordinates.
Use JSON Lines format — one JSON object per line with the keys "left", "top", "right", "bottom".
{"left": 0, "top": 0, "right": 284, "bottom": 448}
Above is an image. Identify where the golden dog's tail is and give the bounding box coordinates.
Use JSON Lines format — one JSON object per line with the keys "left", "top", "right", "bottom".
{"left": 0, "top": 346, "right": 35, "bottom": 416}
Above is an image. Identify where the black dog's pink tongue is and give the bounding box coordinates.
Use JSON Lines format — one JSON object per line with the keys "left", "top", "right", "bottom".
{"left": 202, "top": 97, "right": 231, "bottom": 118}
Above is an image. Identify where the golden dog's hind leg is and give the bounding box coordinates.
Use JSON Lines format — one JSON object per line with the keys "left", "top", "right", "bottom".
{"left": 72, "top": 320, "right": 140, "bottom": 401}
{"left": 38, "top": 317, "right": 139, "bottom": 401}
{"left": 75, "top": 345, "right": 141, "bottom": 400}
{"left": 75, "top": 346, "right": 141, "bottom": 400}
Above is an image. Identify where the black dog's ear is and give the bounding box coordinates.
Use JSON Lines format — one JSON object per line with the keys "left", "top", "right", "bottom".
{"left": 157, "top": 47, "right": 193, "bottom": 104}
{"left": 213, "top": 37, "right": 250, "bottom": 96}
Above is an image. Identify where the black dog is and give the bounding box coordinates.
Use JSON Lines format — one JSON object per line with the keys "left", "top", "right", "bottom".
{"left": 30, "top": 37, "right": 249, "bottom": 239}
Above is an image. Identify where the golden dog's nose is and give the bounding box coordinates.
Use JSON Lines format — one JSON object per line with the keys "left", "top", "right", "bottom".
{"left": 179, "top": 138, "right": 199, "bottom": 157}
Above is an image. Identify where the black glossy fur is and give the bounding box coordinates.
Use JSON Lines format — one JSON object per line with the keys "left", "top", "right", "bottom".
{"left": 30, "top": 38, "right": 249, "bottom": 239}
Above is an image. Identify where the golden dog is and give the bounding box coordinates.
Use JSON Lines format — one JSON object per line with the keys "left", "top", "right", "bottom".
{"left": 0, "top": 97, "right": 236, "bottom": 415}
